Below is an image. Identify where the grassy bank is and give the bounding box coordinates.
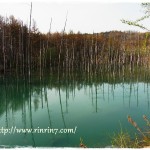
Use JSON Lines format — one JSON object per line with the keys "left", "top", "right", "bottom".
{"left": 79, "top": 115, "right": 150, "bottom": 148}
{"left": 112, "top": 115, "right": 150, "bottom": 148}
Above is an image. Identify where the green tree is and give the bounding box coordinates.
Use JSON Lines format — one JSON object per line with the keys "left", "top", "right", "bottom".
{"left": 121, "top": 3, "right": 150, "bottom": 31}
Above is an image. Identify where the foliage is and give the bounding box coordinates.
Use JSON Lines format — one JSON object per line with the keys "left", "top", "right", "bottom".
{"left": 79, "top": 138, "right": 87, "bottom": 148}
{"left": 127, "top": 115, "right": 150, "bottom": 147}
{"left": 112, "top": 115, "right": 150, "bottom": 148}
{"left": 111, "top": 129, "right": 141, "bottom": 148}
{"left": 121, "top": 3, "right": 150, "bottom": 31}
{"left": 111, "top": 123, "right": 141, "bottom": 148}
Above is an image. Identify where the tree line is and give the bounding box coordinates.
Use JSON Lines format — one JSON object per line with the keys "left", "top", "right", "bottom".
{"left": 0, "top": 15, "right": 150, "bottom": 75}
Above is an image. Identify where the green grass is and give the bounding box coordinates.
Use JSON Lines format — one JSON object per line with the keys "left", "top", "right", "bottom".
{"left": 111, "top": 115, "right": 150, "bottom": 148}
{"left": 79, "top": 115, "right": 150, "bottom": 148}
{"left": 111, "top": 128, "right": 141, "bottom": 148}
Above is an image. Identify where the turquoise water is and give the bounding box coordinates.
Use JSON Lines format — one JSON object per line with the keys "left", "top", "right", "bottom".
{"left": 0, "top": 68, "right": 150, "bottom": 147}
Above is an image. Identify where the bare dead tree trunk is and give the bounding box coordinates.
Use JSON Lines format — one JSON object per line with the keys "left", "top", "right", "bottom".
{"left": 28, "top": 2, "right": 32, "bottom": 81}
{"left": 58, "top": 12, "right": 68, "bottom": 79}
{"left": 40, "top": 35, "right": 42, "bottom": 81}
{"left": 2, "top": 25, "right": 5, "bottom": 75}
{"left": 21, "top": 22, "right": 25, "bottom": 76}
{"left": 48, "top": 18, "right": 52, "bottom": 71}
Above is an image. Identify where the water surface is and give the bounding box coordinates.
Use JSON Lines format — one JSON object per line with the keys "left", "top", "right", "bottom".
{"left": 0, "top": 67, "right": 150, "bottom": 147}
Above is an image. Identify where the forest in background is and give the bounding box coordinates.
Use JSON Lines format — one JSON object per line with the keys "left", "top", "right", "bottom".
{"left": 0, "top": 15, "right": 150, "bottom": 76}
